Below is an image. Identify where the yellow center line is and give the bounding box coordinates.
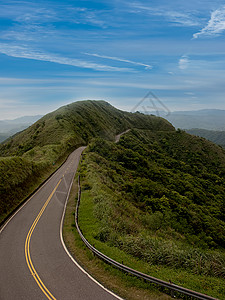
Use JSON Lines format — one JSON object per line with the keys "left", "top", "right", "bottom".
{"left": 25, "top": 179, "right": 62, "bottom": 300}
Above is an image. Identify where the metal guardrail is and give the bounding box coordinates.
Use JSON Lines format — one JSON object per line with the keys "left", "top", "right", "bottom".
{"left": 75, "top": 175, "right": 218, "bottom": 300}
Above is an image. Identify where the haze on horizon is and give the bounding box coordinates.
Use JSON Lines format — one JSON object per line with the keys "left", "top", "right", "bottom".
{"left": 0, "top": 0, "right": 225, "bottom": 119}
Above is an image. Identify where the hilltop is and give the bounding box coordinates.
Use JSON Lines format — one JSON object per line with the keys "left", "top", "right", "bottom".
{"left": 0, "top": 100, "right": 173, "bottom": 223}
{"left": 0, "top": 100, "right": 173, "bottom": 157}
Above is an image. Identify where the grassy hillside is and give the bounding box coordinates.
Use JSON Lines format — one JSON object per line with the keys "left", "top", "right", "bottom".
{"left": 0, "top": 100, "right": 174, "bottom": 223}
{"left": 78, "top": 128, "right": 225, "bottom": 298}
{"left": 0, "top": 100, "right": 173, "bottom": 157}
{"left": 186, "top": 128, "right": 225, "bottom": 149}
{"left": 0, "top": 156, "right": 46, "bottom": 221}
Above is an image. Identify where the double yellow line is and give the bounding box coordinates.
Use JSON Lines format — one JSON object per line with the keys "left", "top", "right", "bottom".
{"left": 25, "top": 178, "right": 62, "bottom": 300}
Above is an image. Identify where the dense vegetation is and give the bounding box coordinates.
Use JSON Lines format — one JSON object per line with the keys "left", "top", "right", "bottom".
{"left": 186, "top": 128, "right": 225, "bottom": 149}
{"left": 79, "top": 128, "right": 225, "bottom": 297}
{"left": 0, "top": 101, "right": 173, "bottom": 157}
{"left": 0, "top": 100, "right": 173, "bottom": 222}
{"left": 0, "top": 156, "right": 44, "bottom": 221}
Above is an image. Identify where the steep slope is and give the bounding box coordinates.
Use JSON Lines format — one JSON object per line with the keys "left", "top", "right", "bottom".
{"left": 0, "top": 100, "right": 174, "bottom": 222}
{"left": 81, "top": 128, "right": 225, "bottom": 248}
{"left": 78, "top": 128, "right": 225, "bottom": 298}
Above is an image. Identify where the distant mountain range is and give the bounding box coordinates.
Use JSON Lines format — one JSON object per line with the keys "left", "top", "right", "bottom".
{"left": 186, "top": 128, "right": 225, "bottom": 149}
{"left": 0, "top": 115, "right": 42, "bottom": 143}
{"left": 148, "top": 109, "right": 225, "bottom": 131}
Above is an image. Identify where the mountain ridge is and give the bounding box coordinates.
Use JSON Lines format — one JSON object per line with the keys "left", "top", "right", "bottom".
{"left": 0, "top": 100, "right": 174, "bottom": 222}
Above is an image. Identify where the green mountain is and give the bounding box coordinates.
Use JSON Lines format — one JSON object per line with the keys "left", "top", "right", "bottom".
{"left": 186, "top": 128, "right": 225, "bottom": 149}
{"left": 0, "top": 100, "right": 173, "bottom": 157}
{"left": 79, "top": 128, "right": 225, "bottom": 298}
{"left": 0, "top": 100, "right": 173, "bottom": 223}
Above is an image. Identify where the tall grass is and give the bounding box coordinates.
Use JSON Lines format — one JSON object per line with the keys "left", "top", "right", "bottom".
{"left": 79, "top": 188, "right": 225, "bottom": 299}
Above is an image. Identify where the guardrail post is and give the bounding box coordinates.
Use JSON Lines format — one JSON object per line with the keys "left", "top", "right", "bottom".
{"left": 169, "top": 280, "right": 174, "bottom": 298}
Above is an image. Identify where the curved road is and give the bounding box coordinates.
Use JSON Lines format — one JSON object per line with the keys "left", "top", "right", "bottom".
{"left": 0, "top": 147, "right": 121, "bottom": 300}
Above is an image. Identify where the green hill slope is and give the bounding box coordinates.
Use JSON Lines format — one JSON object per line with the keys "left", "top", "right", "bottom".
{"left": 78, "top": 128, "right": 225, "bottom": 298}
{"left": 0, "top": 100, "right": 173, "bottom": 157}
{"left": 0, "top": 100, "right": 174, "bottom": 223}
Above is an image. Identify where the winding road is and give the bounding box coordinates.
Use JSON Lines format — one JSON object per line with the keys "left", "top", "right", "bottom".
{"left": 0, "top": 147, "right": 121, "bottom": 300}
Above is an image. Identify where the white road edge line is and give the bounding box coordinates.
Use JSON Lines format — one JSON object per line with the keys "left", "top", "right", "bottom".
{"left": 0, "top": 161, "right": 64, "bottom": 234}
{"left": 59, "top": 150, "right": 124, "bottom": 300}
{"left": 1, "top": 146, "right": 123, "bottom": 299}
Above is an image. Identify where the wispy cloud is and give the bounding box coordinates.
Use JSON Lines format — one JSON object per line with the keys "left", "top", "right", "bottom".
{"left": 84, "top": 52, "right": 152, "bottom": 69}
{"left": 0, "top": 3, "right": 58, "bottom": 24}
{"left": 0, "top": 2, "right": 107, "bottom": 28}
{"left": 179, "top": 55, "right": 190, "bottom": 70}
{"left": 193, "top": 6, "right": 225, "bottom": 38}
{"left": 0, "top": 44, "right": 132, "bottom": 72}
{"left": 0, "top": 2, "right": 108, "bottom": 44}
{"left": 128, "top": 3, "right": 200, "bottom": 27}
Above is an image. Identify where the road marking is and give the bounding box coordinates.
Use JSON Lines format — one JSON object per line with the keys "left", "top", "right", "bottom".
{"left": 0, "top": 162, "right": 64, "bottom": 234}
{"left": 25, "top": 179, "right": 62, "bottom": 300}
{"left": 2, "top": 147, "right": 122, "bottom": 300}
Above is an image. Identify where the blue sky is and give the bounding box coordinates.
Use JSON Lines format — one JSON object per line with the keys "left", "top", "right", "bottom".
{"left": 0, "top": 0, "right": 225, "bottom": 119}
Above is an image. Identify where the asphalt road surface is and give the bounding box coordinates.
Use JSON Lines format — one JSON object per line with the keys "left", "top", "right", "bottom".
{"left": 0, "top": 147, "right": 121, "bottom": 300}
{"left": 115, "top": 129, "right": 130, "bottom": 143}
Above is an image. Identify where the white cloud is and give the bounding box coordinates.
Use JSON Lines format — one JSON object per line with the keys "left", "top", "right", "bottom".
{"left": 128, "top": 3, "right": 200, "bottom": 27}
{"left": 0, "top": 44, "right": 133, "bottom": 72}
{"left": 84, "top": 52, "right": 152, "bottom": 69}
{"left": 161, "top": 10, "right": 199, "bottom": 27}
{"left": 179, "top": 55, "right": 190, "bottom": 70}
{"left": 83, "top": 79, "right": 189, "bottom": 91}
{"left": 193, "top": 6, "right": 225, "bottom": 38}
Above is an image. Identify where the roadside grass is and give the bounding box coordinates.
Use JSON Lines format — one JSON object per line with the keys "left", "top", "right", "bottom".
{"left": 78, "top": 189, "right": 225, "bottom": 300}
{"left": 63, "top": 177, "right": 172, "bottom": 300}
{"left": 0, "top": 148, "right": 73, "bottom": 224}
